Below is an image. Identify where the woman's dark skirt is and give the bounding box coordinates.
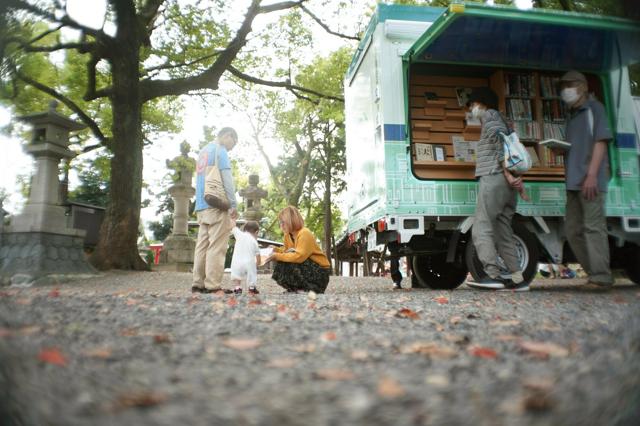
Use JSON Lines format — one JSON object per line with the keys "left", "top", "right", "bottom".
{"left": 271, "top": 259, "right": 330, "bottom": 293}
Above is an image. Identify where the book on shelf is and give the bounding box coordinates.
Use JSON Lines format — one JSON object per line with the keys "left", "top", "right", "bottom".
{"left": 433, "top": 145, "right": 447, "bottom": 162}
{"left": 415, "top": 143, "right": 434, "bottom": 161}
{"left": 543, "top": 122, "right": 565, "bottom": 140}
{"left": 542, "top": 99, "right": 567, "bottom": 121}
{"left": 452, "top": 136, "right": 477, "bottom": 162}
{"left": 512, "top": 121, "right": 540, "bottom": 140}
{"left": 526, "top": 146, "right": 540, "bottom": 167}
{"left": 506, "top": 99, "right": 533, "bottom": 120}
{"left": 504, "top": 73, "right": 536, "bottom": 97}
{"left": 455, "top": 87, "right": 473, "bottom": 107}
{"left": 540, "top": 75, "right": 561, "bottom": 98}
{"left": 539, "top": 139, "right": 571, "bottom": 151}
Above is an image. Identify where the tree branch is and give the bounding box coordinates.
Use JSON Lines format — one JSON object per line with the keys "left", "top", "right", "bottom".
{"left": 143, "top": 50, "right": 223, "bottom": 76}
{"left": 15, "top": 69, "right": 111, "bottom": 149}
{"left": 227, "top": 66, "right": 344, "bottom": 102}
{"left": 300, "top": 5, "right": 360, "bottom": 41}
{"left": 5, "top": 0, "right": 111, "bottom": 41}
{"left": 140, "top": 0, "right": 308, "bottom": 101}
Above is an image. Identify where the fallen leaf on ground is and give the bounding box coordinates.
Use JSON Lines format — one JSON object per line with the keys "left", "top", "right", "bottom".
{"left": 395, "top": 308, "right": 420, "bottom": 320}
{"left": 277, "top": 304, "right": 287, "bottom": 313}
{"left": 83, "top": 347, "right": 112, "bottom": 359}
{"left": 266, "top": 357, "right": 298, "bottom": 368}
{"left": 14, "top": 298, "right": 32, "bottom": 305}
{"left": 469, "top": 346, "right": 498, "bottom": 359}
{"left": 153, "top": 334, "right": 171, "bottom": 344}
{"left": 443, "top": 333, "right": 469, "bottom": 344}
{"left": 38, "top": 348, "right": 67, "bottom": 366}
{"left": 313, "top": 368, "right": 355, "bottom": 381}
{"left": 292, "top": 343, "right": 316, "bottom": 353}
{"left": 257, "top": 315, "right": 276, "bottom": 323}
{"left": 222, "top": 338, "right": 261, "bottom": 350}
{"left": 0, "top": 328, "right": 13, "bottom": 338}
{"left": 125, "top": 298, "right": 139, "bottom": 306}
{"left": 48, "top": 289, "right": 60, "bottom": 298}
{"left": 377, "top": 377, "right": 405, "bottom": 398}
{"left": 495, "top": 334, "right": 521, "bottom": 342}
{"left": 519, "top": 341, "right": 569, "bottom": 358}
{"left": 350, "top": 350, "right": 369, "bottom": 361}
{"left": 320, "top": 331, "right": 337, "bottom": 342}
{"left": 612, "top": 296, "right": 628, "bottom": 304}
{"left": 425, "top": 374, "right": 450, "bottom": 387}
{"left": 399, "top": 342, "right": 457, "bottom": 359}
{"left": 434, "top": 296, "right": 449, "bottom": 305}
{"left": 449, "top": 316, "right": 462, "bottom": 325}
{"left": 226, "top": 297, "right": 238, "bottom": 307}
{"left": 489, "top": 319, "right": 521, "bottom": 327}
{"left": 119, "top": 328, "right": 138, "bottom": 337}
{"left": 114, "top": 391, "right": 167, "bottom": 409}
{"left": 248, "top": 298, "right": 262, "bottom": 306}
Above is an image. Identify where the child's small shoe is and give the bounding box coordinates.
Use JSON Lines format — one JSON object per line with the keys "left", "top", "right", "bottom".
{"left": 233, "top": 287, "right": 242, "bottom": 295}
{"left": 248, "top": 286, "right": 260, "bottom": 295}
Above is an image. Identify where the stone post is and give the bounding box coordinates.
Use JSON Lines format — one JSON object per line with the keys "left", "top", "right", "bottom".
{"left": 238, "top": 174, "right": 267, "bottom": 221}
{"left": 158, "top": 143, "right": 196, "bottom": 272}
{"left": 0, "top": 101, "right": 96, "bottom": 286}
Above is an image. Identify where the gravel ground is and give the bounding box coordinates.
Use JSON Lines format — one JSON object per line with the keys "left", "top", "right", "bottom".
{"left": 1, "top": 272, "right": 639, "bottom": 426}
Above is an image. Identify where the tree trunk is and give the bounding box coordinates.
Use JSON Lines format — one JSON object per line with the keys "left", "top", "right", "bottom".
{"left": 89, "top": 9, "right": 147, "bottom": 271}
{"left": 323, "top": 140, "right": 332, "bottom": 263}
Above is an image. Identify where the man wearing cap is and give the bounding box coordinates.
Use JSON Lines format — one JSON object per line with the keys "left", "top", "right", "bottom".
{"left": 192, "top": 127, "right": 239, "bottom": 294}
{"left": 559, "top": 70, "right": 614, "bottom": 288}
{"left": 465, "top": 87, "right": 528, "bottom": 292}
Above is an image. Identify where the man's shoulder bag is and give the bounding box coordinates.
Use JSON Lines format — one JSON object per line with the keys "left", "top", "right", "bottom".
{"left": 204, "top": 146, "right": 230, "bottom": 210}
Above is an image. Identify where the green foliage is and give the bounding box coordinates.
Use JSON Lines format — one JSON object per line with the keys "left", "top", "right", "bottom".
{"left": 148, "top": 214, "right": 173, "bottom": 242}
{"left": 68, "top": 155, "right": 111, "bottom": 207}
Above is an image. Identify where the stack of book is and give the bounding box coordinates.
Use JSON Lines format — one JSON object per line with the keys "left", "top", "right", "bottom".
{"left": 542, "top": 100, "right": 567, "bottom": 121}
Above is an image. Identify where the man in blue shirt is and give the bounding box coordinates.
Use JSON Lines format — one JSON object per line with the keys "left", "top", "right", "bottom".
{"left": 192, "top": 127, "right": 238, "bottom": 293}
{"left": 560, "top": 70, "right": 613, "bottom": 288}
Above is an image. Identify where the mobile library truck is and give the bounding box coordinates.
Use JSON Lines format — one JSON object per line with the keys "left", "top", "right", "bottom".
{"left": 344, "top": 3, "right": 640, "bottom": 288}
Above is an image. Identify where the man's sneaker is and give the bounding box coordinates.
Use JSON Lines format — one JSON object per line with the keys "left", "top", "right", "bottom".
{"left": 499, "top": 281, "right": 530, "bottom": 292}
{"left": 233, "top": 287, "right": 242, "bottom": 295}
{"left": 248, "top": 286, "right": 260, "bottom": 295}
{"left": 191, "top": 286, "right": 205, "bottom": 294}
{"left": 392, "top": 282, "right": 402, "bottom": 290}
{"left": 466, "top": 276, "right": 508, "bottom": 290}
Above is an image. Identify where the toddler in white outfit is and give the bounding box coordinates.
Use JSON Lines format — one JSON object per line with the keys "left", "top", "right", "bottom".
{"left": 230, "top": 220, "right": 261, "bottom": 295}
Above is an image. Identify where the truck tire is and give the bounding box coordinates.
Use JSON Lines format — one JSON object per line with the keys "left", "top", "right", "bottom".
{"left": 411, "top": 253, "right": 467, "bottom": 290}
{"left": 465, "top": 222, "right": 539, "bottom": 284}
{"left": 623, "top": 244, "right": 640, "bottom": 285}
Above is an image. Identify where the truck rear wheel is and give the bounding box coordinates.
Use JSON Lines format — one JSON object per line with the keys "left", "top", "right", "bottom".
{"left": 411, "top": 253, "right": 467, "bottom": 290}
{"left": 623, "top": 244, "right": 640, "bottom": 285}
{"left": 465, "top": 222, "right": 539, "bottom": 284}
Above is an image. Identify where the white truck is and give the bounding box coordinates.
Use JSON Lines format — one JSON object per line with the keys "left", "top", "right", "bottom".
{"left": 344, "top": 3, "right": 640, "bottom": 288}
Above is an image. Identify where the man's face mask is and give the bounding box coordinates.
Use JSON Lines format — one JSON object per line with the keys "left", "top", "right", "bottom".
{"left": 561, "top": 87, "right": 580, "bottom": 105}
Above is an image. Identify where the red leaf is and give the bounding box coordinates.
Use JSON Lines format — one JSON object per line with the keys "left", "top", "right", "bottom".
{"left": 153, "top": 334, "right": 171, "bottom": 344}
{"left": 226, "top": 297, "right": 238, "bottom": 307}
{"left": 396, "top": 308, "right": 420, "bottom": 320}
{"left": 48, "top": 289, "right": 60, "bottom": 298}
{"left": 320, "top": 331, "right": 337, "bottom": 341}
{"left": 469, "top": 346, "right": 498, "bottom": 359}
{"left": 434, "top": 296, "right": 449, "bottom": 305}
{"left": 248, "top": 298, "right": 262, "bottom": 306}
{"left": 277, "top": 304, "right": 287, "bottom": 313}
{"left": 38, "top": 348, "right": 67, "bottom": 366}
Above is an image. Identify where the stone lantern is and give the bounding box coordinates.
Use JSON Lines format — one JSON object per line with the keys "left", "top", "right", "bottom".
{"left": 239, "top": 174, "right": 267, "bottom": 221}
{"left": 158, "top": 143, "right": 196, "bottom": 271}
{"left": 0, "top": 101, "right": 96, "bottom": 285}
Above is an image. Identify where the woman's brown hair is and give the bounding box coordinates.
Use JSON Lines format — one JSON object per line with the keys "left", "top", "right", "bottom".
{"left": 278, "top": 206, "right": 304, "bottom": 232}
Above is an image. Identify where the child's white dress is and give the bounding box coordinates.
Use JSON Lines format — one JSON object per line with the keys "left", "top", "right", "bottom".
{"left": 230, "top": 227, "right": 260, "bottom": 286}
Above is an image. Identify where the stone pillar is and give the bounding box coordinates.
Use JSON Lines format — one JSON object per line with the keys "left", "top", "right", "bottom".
{"left": 238, "top": 174, "right": 267, "bottom": 221}
{"left": 0, "top": 102, "right": 96, "bottom": 286}
{"left": 158, "top": 144, "right": 196, "bottom": 272}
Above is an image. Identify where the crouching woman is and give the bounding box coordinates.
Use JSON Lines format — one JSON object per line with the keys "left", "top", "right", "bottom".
{"left": 266, "top": 206, "right": 331, "bottom": 293}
